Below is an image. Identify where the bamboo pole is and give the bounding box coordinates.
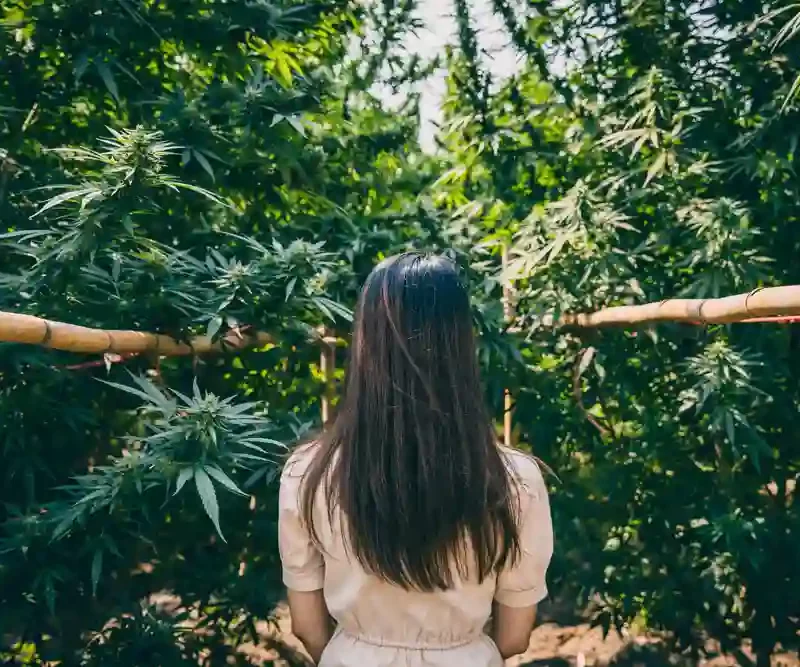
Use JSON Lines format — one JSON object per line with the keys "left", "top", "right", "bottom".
{"left": 0, "top": 312, "right": 273, "bottom": 355}
{"left": 502, "top": 245, "right": 515, "bottom": 446}
{"left": 320, "top": 327, "right": 336, "bottom": 428}
{"left": 559, "top": 286, "right": 800, "bottom": 328}
{"left": 2, "top": 285, "right": 800, "bottom": 359}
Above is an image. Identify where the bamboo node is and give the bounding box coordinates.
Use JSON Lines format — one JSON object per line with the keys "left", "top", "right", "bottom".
{"left": 687, "top": 299, "right": 708, "bottom": 324}
{"left": 40, "top": 320, "right": 53, "bottom": 346}
{"left": 745, "top": 287, "right": 763, "bottom": 315}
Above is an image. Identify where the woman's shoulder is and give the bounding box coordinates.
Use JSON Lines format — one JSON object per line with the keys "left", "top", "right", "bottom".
{"left": 498, "top": 445, "right": 549, "bottom": 500}
{"left": 281, "top": 440, "right": 322, "bottom": 481}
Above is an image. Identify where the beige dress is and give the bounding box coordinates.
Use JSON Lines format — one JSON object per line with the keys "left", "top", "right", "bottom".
{"left": 278, "top": 445, "right": 553, "bottom": 667}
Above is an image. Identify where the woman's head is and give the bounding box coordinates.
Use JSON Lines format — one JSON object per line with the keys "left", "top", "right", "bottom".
{"left": 349, "top": 252, "right": 476, "bottom": 415}
{"left": 301, "top": 252, "right": 520, "bottom": 590}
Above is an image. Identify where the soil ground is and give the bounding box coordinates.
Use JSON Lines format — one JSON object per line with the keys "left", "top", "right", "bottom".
{"left": 235, "top": 600, "right": 799, "bottom": 667}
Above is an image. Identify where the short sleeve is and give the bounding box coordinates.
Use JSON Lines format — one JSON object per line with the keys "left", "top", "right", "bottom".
{"left": 278, "top": 455, "right": 325, "bottom": 592}
{"left": 494, "top": 456, "right": 554, "bottom": 608}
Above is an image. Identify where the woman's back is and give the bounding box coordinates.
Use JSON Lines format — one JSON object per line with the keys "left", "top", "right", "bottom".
{"left": 277, "top": 253, "right": 554, "bottom": 665}
{"left": 279, "top": 443, "right": 553, "bottom": 666}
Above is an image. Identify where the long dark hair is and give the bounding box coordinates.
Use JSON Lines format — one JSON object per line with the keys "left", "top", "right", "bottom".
{"left": 300, "top": 252, "right": 521, "bottom": 591}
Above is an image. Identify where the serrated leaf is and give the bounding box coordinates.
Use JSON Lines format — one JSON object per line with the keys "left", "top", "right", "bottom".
{"left": 174, "top": 467, "right": 194, "bottom": 496}
{"left": 285, "top": 276, "right": 297, "bottom": 302}
{"left": 96, "top": 62, "right": 120, "bottom": 103}
{"left": 32, "top": 187, "right": 99, "bottom": 218}
{"left": 167, "top": 180, "right": 229, "bottom": 207}
{"left": 315, "top": 297, "right": 333, "bottom": 321}
{"left": 244, "top": 467, "right": 268, "bottom": 488}
{"left": 725, "top": 410, "right": 736, "bottom": 446}
{"left": 207, "top": 316, "right": 223, "bottom": 339}
{"left": 74, "top": 53, "right": 90, "bottom": 82}
{"left": 204, "top": 465, "right": 247, "bottom": 497}
{"left": 193, "top": 150, "right": 215, "bottom": 181}
{"left": 314, "top": 297, "right": 353, "bottom": 322}
{"left": 287, "top": 116, "right": 306, "bottom": 137}
{"left": 51, "top": 513, "right": 75, "bottom": 541}
{"left": 595, "top": 361, "right": 606, "bottom": 382}
{"left": 195, "top": 468, "right": 225, "bottom": 542}
{"left": 0, "top": 229, "right": 55, "bottom": 241}
{"left": 644, "top": 151, "right": 668, "bottom": 185}
{"left": 781, "top": 74, "right": 800, "bottom": 113}
{"left": 97, "top": 379, "right": 156, "bottom": 404}
{"left": 133, "top": 376, "right": 177, "bottom": 414}
{"left": 91, "top": 549, "right": 103, "bottom": 597}
{"left": 276, "top": 59, "right": 292, "bottom": 87}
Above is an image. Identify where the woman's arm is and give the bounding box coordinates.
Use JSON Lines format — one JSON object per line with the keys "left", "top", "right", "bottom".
{"left": 279, "top": 452, "right": 333, "bottom": 664}
{"left": 491, "top": 454, "right": 553, "bottom": 659}
{"left": 287, "top": 589, "right": 335, "bottom": 664}
{"left": 490, "top": 600, "right": 537, "bottom": 659}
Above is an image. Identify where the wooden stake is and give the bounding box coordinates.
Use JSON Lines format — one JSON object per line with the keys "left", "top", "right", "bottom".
{"left": 320, "top": 328, "right": 336, "bottom": 428}
{"left": 503, "top": 391, "right": 514, "bottom": 446}
{"left": 502, "top": 245, "right": 515, "bottom": 446}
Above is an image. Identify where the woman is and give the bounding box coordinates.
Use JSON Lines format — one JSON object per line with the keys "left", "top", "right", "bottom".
{"left": 278, "top": 252, "right": 553, "bottom": 666}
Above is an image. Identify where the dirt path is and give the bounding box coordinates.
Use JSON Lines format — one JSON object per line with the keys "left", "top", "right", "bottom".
{"left": 148, "top": 594, "right": 797, "bottom": 666}
{"left": 245, "top": 603, "right": 798, "bottom": 667}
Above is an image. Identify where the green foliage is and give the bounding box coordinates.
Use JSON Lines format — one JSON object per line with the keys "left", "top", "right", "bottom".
{"left": 439, "top": 0, "right": 800, "bottom": 663}
{"left": 3, "top": 0, "right": 800, "bottom": 665}
{"left": 0, "top": 0, "right": 437, "bottom": 663}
